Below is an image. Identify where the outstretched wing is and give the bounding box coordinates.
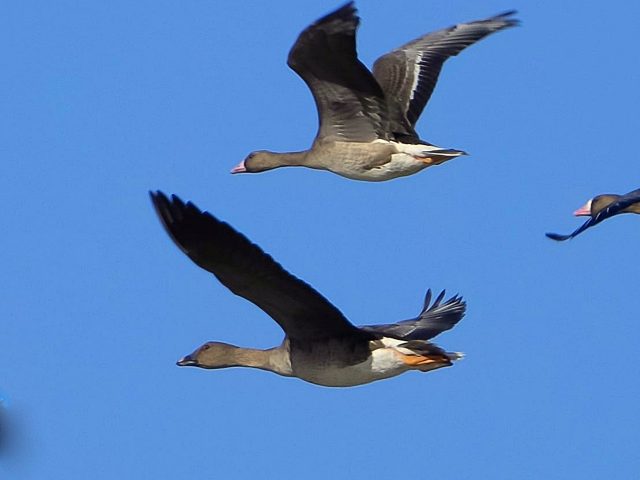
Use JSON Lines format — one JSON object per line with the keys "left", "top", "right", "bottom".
{"left": 287, "top": 2, "right": 389, "bottom": 143}
{"left": 546, "top": 190, "right": 640, "bottom": 241}
{"left": 361, "top": 289, "right": 466, "bottom": 341}
{"left": 372, "top": 11, "right": 519, "bottom": 135}
{"left": 150, "top": 191, "right": 366, "bottom": 341}
{"left": 545, "top": 219, "right": 597, "bottom": 242}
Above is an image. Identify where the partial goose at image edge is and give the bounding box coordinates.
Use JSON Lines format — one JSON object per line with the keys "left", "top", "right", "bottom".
{"left": 546, "top": 188, "right": 640, "bottom": 241}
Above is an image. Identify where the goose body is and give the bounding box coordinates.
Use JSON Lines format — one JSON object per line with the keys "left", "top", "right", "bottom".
{"left": 232, "top": 3, "right": 518, "bottom": 182}
{"left": 290, "top": 337, "right": 461, "bottom": 387}
{"left": 239, "top": 141, "right": 457, "bottom": 181}
{"left": 151, "top": 191, "right": 466, "bottom": 387}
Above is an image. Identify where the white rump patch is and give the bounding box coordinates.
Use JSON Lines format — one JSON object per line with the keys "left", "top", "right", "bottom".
{"left": 391, "top": 142, "right": 447, "bottom": 156}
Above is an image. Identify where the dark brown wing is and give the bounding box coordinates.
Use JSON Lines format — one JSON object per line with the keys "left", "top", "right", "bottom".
{"left": 150, "top": 192, "right": 366, "bottom": 341}
{"left": 619, "top": 188, "right": 640, "bottom": 206}
{"left": 287, "top": 2, "right": 390, "bottom": 143}
{"left": 373, "top": 11, "right": 519, "bottom": 133}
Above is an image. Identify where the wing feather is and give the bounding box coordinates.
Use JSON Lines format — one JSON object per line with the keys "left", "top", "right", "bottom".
{"left": 150, "top": 191, "right": 365, "bottom": 341}
{"left": 287, "top": 2, "right": 389, "bottom": 142}
{"left": 362, "top": 289, "right": 466, "bottom": 341}
{"left": 373, "top": 11, "right": 519, "bottom": 132}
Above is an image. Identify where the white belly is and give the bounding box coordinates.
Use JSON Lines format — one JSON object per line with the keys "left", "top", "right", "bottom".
{"left": 352, "top": 154, "right": 427, "bottom": 181}
{"left": 292, "top": 348, "right": 409, "bottom": 387}
{"left": 329, "top": 140, "right": 457, "bottom": 182}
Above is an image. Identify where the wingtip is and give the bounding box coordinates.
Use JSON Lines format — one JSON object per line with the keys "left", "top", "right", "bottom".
{"left": 149, "top": 190, "right": 173, "bottom": 206}
{"left": 422, "top": 289, "right": 432, "bottom": 310}
{"left": 434, "top": 289, "right": 446, "bottom": 307}
{"left": 496, "top": 9, "right": 518, "bottom": 18}
{"left": 422, "top": 289, "right": 465, "bottom": 315}
{"left": 150, "top": 191, "right": 197, "bottom": 230}
{"left": 339, "top": 1, "right": 356, "bottom": 13}
{"left": 149, "top": 190, "right": 165, "bottom": 212}
{"left": 318, "top": 1, "right": 358, "bottom": 23}
{"left": 488, "top": 10, "right": 521, "bottom": 28}
{"left": 545, "top": 232, "right": 569, "bottom": 242}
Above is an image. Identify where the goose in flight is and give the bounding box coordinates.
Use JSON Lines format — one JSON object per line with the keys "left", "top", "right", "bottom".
{"left": 231, "top": 2, "right": 518, "bottom": 181}
{"left": 546, "top": 188, "right": 640, "bottom": 241}
{"left": 150, "top": 191, "right": 466, "bottom": 387}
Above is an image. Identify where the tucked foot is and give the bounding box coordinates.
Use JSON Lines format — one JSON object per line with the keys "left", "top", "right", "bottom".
{"left": 419, "top": 156, "right": 445, "bottom": 166}
{"left": 416, "top": 148, "right": 468, "bottom": 165}
{"left": 396, "top": 352, "right": 456, "bottom": 372}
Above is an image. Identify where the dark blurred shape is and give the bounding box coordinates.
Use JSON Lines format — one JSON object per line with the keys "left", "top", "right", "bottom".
{"left": 0, "top": 394, "right": 30, "bottom": 476}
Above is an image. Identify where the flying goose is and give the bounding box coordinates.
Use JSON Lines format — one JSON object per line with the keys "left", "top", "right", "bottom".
{"left": 231, "top": 2, "right": 518, "bottom": 181}
{"left": 546, "top": 188, "right": 640, "bottom": 241}
{"left": 150, "top": 191, "right": 466, "bottom": 387}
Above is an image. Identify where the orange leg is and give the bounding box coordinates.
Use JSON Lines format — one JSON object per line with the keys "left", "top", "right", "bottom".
{"left": 417, "top": 156, "right": 437, "bottom": 165}
{"left": 416, "top": 156, "right": 451, "bottom": 166}
{"left": 396, "top": 352, "right": 451, "bottom": 370}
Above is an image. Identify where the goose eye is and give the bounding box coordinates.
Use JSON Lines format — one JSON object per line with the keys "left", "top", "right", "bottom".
{"left": 201, "top": 344, "right": 210, "bottom": 351}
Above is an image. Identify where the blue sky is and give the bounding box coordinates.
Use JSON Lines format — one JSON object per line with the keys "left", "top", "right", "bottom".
{"left": 2, "top": 0, "right": 639, "bottom": 478}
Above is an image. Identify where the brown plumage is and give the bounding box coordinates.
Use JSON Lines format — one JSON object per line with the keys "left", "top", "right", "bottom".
{"left": 231, "top": 2, "right": 518, "bottom": 181}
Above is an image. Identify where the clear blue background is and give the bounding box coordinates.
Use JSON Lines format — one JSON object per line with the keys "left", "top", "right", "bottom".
{"left": 2, "top": 1, "right": 639, "bottom": 478}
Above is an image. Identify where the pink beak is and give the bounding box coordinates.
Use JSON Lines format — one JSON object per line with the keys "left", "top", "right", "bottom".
{"left": 230, "top": 160, "right": 246, "bottom": 174}
{"left": 573, "top": 201, "right": 592, "bottom": 217}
